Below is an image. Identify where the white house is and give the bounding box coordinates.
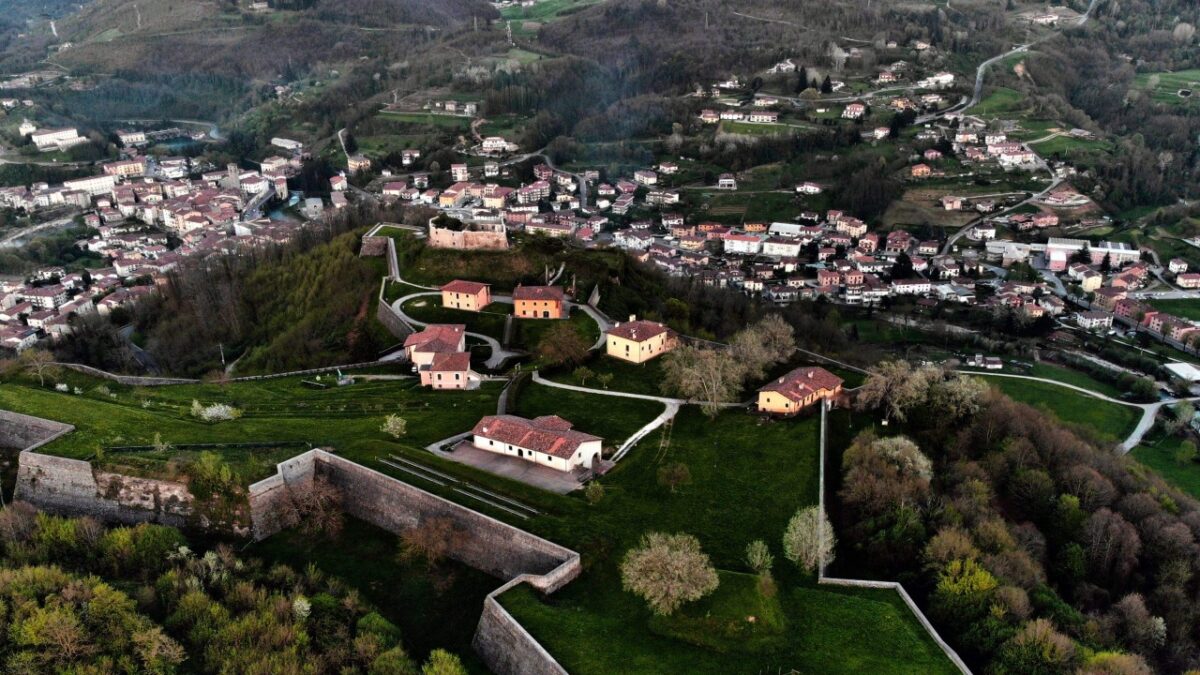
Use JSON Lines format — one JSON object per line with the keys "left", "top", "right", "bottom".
{"left": 471, "top": 414, "right": 603, "bottom": 472}
{"left": 723, "top": 233, "right": 764, "bottom": 255}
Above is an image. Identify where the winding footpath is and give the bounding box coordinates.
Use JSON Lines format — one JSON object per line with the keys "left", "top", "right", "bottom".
{"left": 530, "top": 372, "right": 744, "bottom": 462}
{"left": 390, "top": 291, "right": 521, "bottom": 369}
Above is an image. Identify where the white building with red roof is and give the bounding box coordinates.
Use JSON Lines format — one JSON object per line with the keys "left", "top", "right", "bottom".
{"left": 471, "top": 414, "right": 604, "bottom": 472}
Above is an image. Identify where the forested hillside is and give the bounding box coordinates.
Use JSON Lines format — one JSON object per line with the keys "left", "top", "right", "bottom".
{"left": 58, "top": 204, "right": 410, "bottom": 377}
{"left": 985, "top": 0, "right": 1200, "bottom": 211}
{"left": 0, "top": 506, "right": 467, "bottom": 673}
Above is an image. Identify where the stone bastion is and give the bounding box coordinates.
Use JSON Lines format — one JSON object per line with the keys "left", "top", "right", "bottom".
{"left": 6, "top": 410, "right": 577, "bottom": 675}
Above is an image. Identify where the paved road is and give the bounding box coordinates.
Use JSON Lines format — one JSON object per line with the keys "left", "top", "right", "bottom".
{"left": 963, "top": 371, "right": 1180, "bottom": 452}
{"left": 940, "top": 177, "right": 1062, "bottom": 255}
{"left": 530, "top": 371, "right": 748, "bottom": 461}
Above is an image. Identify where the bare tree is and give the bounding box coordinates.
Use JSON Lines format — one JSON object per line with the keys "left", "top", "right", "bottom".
{"left": 20, "top": 349, "right": 59, "bottom": 387}
{"left": 537, "top": 323, "right": 590, "bottom": 367}
{"left": 661, "top": 345, "right": 745, "bottom": 416}
{"left": 783, "top": 505, "right": 836, "bottom": 574}
{"left": 656, "top": 463, "right": 692, "bottom": 494}
{"left": 399, "top": 516, "right": 464, "bottom": 567}
{"left": 745, "top": 539, "right": 774, "bottom": 575}
{"left": 286, "top": 477, "right": 344, "bottom": 539}
{"left": 620, "top": 532, "right": 719, "bottom": 615}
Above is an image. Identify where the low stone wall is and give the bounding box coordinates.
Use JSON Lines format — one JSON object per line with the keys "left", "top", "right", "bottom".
{"left": 0, "top": 410, "right": 74, "bottom": 451}
{"left": 56, "top": 363, "right": 199, "bottom": 386}
{"left": 14, "top": 451, "right": 193, "bottom": 527}
{"left": 474, "top": 579, "right": 568, "bottom": 675}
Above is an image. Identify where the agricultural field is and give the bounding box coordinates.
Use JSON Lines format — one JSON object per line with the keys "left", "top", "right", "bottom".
{"left": 377, "top": 111, "right": 472, "bottom": 129}
{"left": 1132, "top": 69, "right": 1200, "bottom": 106}
{"left": 971, "top": 86, "right": 1028, "bottom": 117}
{"left": 502, "top": 407, "right": 958, "bottom": 674}
{"left": 695, "top": 191, "right": 800, "bottom": 224}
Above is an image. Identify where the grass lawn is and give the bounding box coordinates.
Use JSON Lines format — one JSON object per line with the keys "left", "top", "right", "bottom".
{"left": 512, "top": 379, "right": 663, "bottom": 448}
{"left": 1028, "top": 134, "right": 1113, "bottom": 156}
{"left": 500, "top": 406, "right": 956, "bottom": 674}
{"left": 544, "top": 354, "right": 668, "bottom": 397}
{"left": 0, "top": 371, "right": 505, "bottom": 480}
{"left": 972, "top": 87, "right": 1027, "bottom": 116}
{"left": 1149, "top": 298, "right": 1200, "bottom": 321}
{"left": 1026, "top": 362, "right": 1125, "bottom": 398}
{"left": 646, "top": 571, "right": 786, "bottom": 652}
{"left": 511, "top": 307, "right": 601, "bottom": 357}
{"left": 248, "top": 517, "right": 498, "bottom": 673}
{"left": 1133, "top": 69, "right": 1200, "bottom": 106}
{"left": 1131, "top": 432, "right": 1200, "bottom": 499}
{"left": 980, "top": 376, "right": 1140, "bottom": 442}
{"left": 400, "top": 297, "right": 510, "bottom": 340}
{"left": 500, "top": 0, "right": 600, "bottom": 22}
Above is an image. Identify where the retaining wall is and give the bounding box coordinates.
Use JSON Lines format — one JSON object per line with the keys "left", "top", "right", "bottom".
{"left": 474, "top": 579, "right": 568, "bottom": 675}
{"left": 15, "top": 439, "right": 578, "bottom": 675}
{"left": 14, "top": 451, "right": 193, "bottom": 527}
{"left": 54, "top": 360, "right": 394, "bottom": 387}
{"left": 246, "top": 449, "right": 577, "bottom": 674}
{"left": 0, "top": 410, "right": 74, "bottom": 450}
{"left": 376, "top": 287, "right": 414, "bottom": 338}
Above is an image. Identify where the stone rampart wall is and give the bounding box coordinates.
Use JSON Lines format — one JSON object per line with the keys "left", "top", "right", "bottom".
{"left": 14, "top": 450, "right": 193, "bottom": 527}
{"left": 0, "top": 410, "right": 74, "bottom": 450}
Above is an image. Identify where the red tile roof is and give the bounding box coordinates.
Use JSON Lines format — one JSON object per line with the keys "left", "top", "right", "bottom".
{"left": 759, "top": 366, "right": 844, "bottom": 403}
{"left": 472, "top": 415, "right": 601, "bottom": 459}
{"left": 512, "top": 285, "right": 564, "bottom": 302}
{"left": 440, "top": 279, "right": 490, "bottom": 295}
{"left": 607, "top": 319, "right": 672, "bottom": 342}
{"left": 429, "top": 351, "right": 472, "bottom": 372}
{"left": 403, "top": 324, "right": 465, "bottom": 351}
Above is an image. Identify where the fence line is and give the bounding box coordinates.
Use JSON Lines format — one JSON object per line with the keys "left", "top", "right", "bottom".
{"left": 55, "top": 359, "right": 398, "bottom": 388}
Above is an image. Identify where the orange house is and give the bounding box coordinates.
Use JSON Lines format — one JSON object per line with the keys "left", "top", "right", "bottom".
{"left": 440, "top": 279, "right": 492, "bottom": 312}
{"left": 756, "top": 366, "right": 845, "bottom": 415}
{"left": 513, "top": 285, "right": 565, "bottom": 319}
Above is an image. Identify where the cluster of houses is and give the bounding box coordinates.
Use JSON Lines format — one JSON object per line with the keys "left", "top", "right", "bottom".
{"left": 610, "top": 210, "right": 981, "bottom": 306}
{"left": 422, "top": 269, "right": 845, "bottom": 476}
{"left": 0, "top": 151, "right": 317, "bottom": 354}
{"left": 910, "top": 123, "right": 1039, "bottom": 181}
{"left": 0, "top": 269, "right": 153, "bottom": 352}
